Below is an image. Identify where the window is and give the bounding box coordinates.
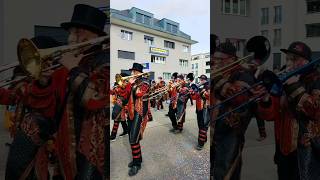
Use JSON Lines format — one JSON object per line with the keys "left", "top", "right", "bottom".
{"left": 274, "top": 6, "right": 282, "bottom": 24}
{"left": 193, "top": 56, "right": 199, "bottom": 60}
{"left": 144, "top": 35, "right": 154, "bottom": 45}
{"left": 261, "top": 30, "right": 269, "bottom": 38}
{"left": 274, "top": 29, "right": 281, "bottom": 47}
{"left": 206, "top": 69, "right": 211, "bottom": 73}
{"left": 136, "top": 13, "right": 151, "bottom": 25}
{"left": 273, "top": 53, "right": 281, "bottom": 70}
{"left": 164, "top": 40, "right": 175, "bottom": 49}
{"left": 192, "top": 64, "right": 194, "bottom": 69}
{"left": 183, "top": 45, "right": 189, "bottom": 53}
{"left": 118, "top": 50, "right": 135, "bottom": 60}
{"left": 206, "top": 61, "right": 210, "bottom": 66}
{"left": 151, "top": 55, "right": 166, "bottom": 64}
{"left": 163, "top": 72, "right": 171, "bottom": 80}
{"left": 306, "top": 23, "right": 320, "bottom": 37}
{"left": 195, "top": 63, "right": 198, "bottom": 69}
{"left": 222, "top": 0, "right": 247, "bottom": 15}
{"left": 261, "top": 8, "right": 269, "bottom": 25}
{"left": 121, "top": 30, "right": 132, "bottom": 40}
{"left": 166, "top": 23, "right": 178, "bottom": 33}
{"left": 179, "top": 59, "right": 189, "bottom": 67}
{"left": 195, "top": 70, "right": 198, "bottom": 77}
{"left": 307, "top": 0, "right": 320, "bottom": 13}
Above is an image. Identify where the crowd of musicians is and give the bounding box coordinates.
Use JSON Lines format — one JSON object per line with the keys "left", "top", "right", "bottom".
{"left": 110, "top": 62, "right": 211, "bottom": 176}
{"left": 1, "top": 4, "right": 109, "bottom": 180}
{"left": 211, "top": 34, "right": 320, "bottom": 180}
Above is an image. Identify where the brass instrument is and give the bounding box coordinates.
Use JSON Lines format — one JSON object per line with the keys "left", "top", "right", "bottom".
{"left": 145, "top": 81, "right": 183, "bottom": 100}
{"left": 213, "top": 36, "right": 271, "bottom": 79}
{"left": 17, "top": 36, "right": 109, "bottom": 79}
{"left": 115, "top": 72, "right": 149, "bottom": 87}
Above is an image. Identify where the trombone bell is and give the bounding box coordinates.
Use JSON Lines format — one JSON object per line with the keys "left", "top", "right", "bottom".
{"left": 17, "top": 38, "right": 42, "bottom": 79}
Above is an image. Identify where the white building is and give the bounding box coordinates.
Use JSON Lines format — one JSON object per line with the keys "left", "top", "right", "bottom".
{"left": 110, "top": 7, "right": 197, "bottom": 82}
{"left": 211, "top": 0, "right": 320, "bottom": 70}
{"left": 191, "top": 53, "right": 210, "bottom": 83}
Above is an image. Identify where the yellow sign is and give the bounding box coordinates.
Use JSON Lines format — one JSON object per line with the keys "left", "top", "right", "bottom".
{"left": 150, "top": 47, "right": 169, "bottom": 56}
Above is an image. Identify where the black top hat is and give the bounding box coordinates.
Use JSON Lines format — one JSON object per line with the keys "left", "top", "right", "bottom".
{"left": 198, "top": 74, "right": 208, "bottom": 80}
{"left": 171, "top": 72, "right": 178, "bottom": 79}
{"left": 280, "top": 41, "right": 312, "bottom": 61}
{"left": 129, "top": 63, "right": 143, "bottom": 73}
{"left": 61, "top": 4, "right": 107, "bottom": 36}
{"left": 187, "top": 73, "right": 194, "bottom": 81}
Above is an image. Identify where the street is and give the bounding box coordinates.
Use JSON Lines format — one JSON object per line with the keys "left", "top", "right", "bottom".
{"left": 110, "top": 102, "right": 278, "bottom": 180}
{"left": 0, "top": 104, "right": 278, "bottom": 179}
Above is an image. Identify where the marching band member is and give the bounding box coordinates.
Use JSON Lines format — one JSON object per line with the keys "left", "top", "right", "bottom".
{"left": 2, "top": 36, "right": 67, "bottom": 180}
{"left": 156, "top": 77, "right": 165, "bottom": 110}
{"left": 212, "top": 42, "right": 257, "bottom": 179}
{"left": 257, "top": 42, "right": 320, "bottom": 180}
{"left": 110, "top": 73, "right": 130, "bottom": 141}
{"left": 56, "top": 4, "right": 109, "bottom": 179}
{"left": 125, "top": 63, "right": 150, "bottom": 176}
{"left": 168, "top": 72, "right": 179, "bottom": 132}
{"left": 190, "top": 75, "right": 210, "bottom": 150}
{"left": 172, "top": 74, "right": 188, "bottom": 133}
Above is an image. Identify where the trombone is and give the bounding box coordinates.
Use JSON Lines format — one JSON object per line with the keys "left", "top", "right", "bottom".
{"left": 212, "top": 36, "right": 271, "bottom": 79}
{"left": 115, "top": 72, "right": 149, "bottom": 87}
{"left": 17, "top": 35, "right": 109, "bottom": 79}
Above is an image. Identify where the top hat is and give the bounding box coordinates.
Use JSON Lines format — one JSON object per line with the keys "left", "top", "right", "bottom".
{"left": 198, "top": 74, "right": 208, "bottom": 80}
{"left": 129, "top": 63, "right": 143, "bottom": 73}
{"left": 61, "top": 4, "right": 107, "bottom": 36}
{"left": 280, "top": 41, "right": 312, "bottom": 61}
{"left": 186, "top": 73, "right": 194, "bottom": 81}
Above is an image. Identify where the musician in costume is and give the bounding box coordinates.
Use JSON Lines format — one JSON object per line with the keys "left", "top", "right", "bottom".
{"left": 190, "top": 75, "right": 210, "bottom": 150}
{"left": 150, "top": 80, "right": 156, "bottom": 109}
{"left": 125, "top": 63, "right": 150, "bottom": 176}
{"left": 110, "top": 73, "right": 130, "bottom": 141}
{"left": 156, "top": 77, "right": 165, "bottom": 110}
{"left": 55, "top": 4, "right": 109, "bottom": 179}
{"left": 174, "top": 73, "right": 194, "bottom": 133}
{"left": 1, "top": 36, "right": 68, "bottom": 180}
{"left": 168, "top": 72, "right": 180, "bottom": 132}
{"left": 257, "top": 42, "right": 320, "bottom": 180}
{"left": 212, "top": 42, "right": 257, "bottom": 179}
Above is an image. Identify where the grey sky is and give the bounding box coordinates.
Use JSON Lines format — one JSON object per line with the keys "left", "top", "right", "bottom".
{"left": 111, "top": 0, "right": 210, "bottom": 55}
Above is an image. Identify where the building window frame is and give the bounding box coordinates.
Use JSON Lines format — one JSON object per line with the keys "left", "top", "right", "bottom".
{"left": 182, "top": 45, "right": 189, "bottom": 53}
{"left": 222, "top": 0, "right": 247, "bottom": 16}
{"left": 261, "top": 7, "right": 269, "bottom": 25}
{"left": 307, "top": 0, "right": 320, "bottom": 14}
{"left": 151, "top": 55, "right": 166, "bottom": 64}
{"left": 144, "top": 35, "right": 154, "bottom": 46}
{"left": 274, "top": 6, "right": 282, "bottom": 24}
{"left": 179, "top": 59, "right": 189, "bottom": 68}
{"left": 163, "top": 72, "right": 171, "bottom": 80}
{"left": 118, "top": 50, "right": 135, "bottom": 60}
{"left": 121, "top": 30, "right": 133, "bottom": 41}
{"left": 164, "top": 40, "right": 175, "bottom": 49}
{"left": 306, "top": 23, "right": 320, "bottom": 37}
{"left": 273, "top": 29, "right": 282, "bottom": 47}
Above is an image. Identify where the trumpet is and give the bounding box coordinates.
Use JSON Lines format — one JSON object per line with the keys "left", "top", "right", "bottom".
{"left": 17, "top": 35, "right": 109, "bottom": 79}
{"left": 212, "top": 36, "right": 271, "bottom": 79}
{"left": 115, "top": 72, "right": 149, "bottom": 87}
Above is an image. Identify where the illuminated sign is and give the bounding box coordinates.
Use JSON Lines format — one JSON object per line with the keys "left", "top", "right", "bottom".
{"left": 150, "top": 47, "right": 169, "bottom": 56}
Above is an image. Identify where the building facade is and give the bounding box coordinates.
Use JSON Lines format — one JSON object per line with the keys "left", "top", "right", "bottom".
{"left": 191, "top": 53, "right": 210, "bottom": 83}
{"left": 110, "top": 7, "right": 197, "bottom": 82}
{"left": 211, "top": 0, "right": 320, "bottom": 70}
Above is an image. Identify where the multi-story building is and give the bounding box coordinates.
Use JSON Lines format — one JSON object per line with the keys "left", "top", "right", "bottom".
{"left": 110, "top": 7, "right": 197, "bottom": 81}
{"left": 211, "top": 0, "right": 320, "bottom": 70}
{"left": 191, "top": 53, "right": 210, "bottom": 83}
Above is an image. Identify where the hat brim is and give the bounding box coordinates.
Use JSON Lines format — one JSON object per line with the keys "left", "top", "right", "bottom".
{"left": 129, "top": 68, "right": 143, "bottom": 73}
{"left": 280, "top": 48, "right": 308, "bottom": 60}
{"left": 61, "top": 21, "right": 106, "bottom": 36}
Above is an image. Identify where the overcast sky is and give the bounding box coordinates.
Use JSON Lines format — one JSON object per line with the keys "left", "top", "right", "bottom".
{"left": 111, "top": 0, "right": 210, "bottom": 55}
